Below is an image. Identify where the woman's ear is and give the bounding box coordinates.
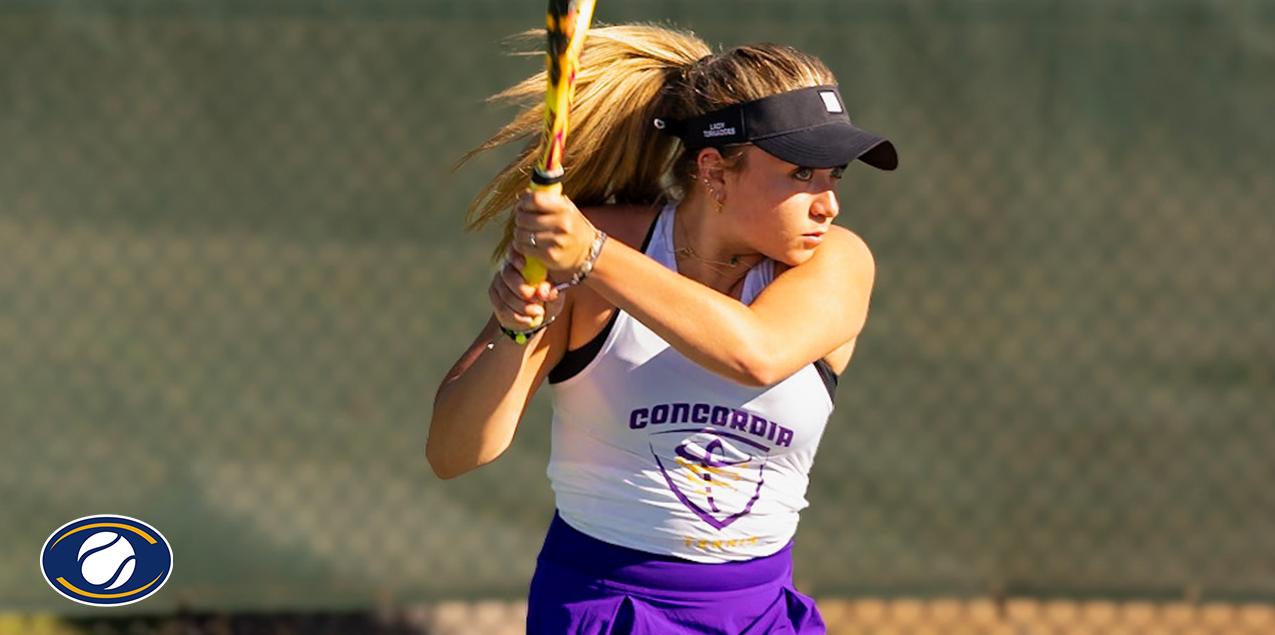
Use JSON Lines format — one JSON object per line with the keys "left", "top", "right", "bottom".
{"left": 695, "top": 148, "right": 727, "bottom": 193}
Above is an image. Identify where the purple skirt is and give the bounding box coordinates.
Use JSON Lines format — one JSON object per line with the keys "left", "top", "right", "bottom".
{"left": 527, "top": 513, "right": 825, "bottom": 634}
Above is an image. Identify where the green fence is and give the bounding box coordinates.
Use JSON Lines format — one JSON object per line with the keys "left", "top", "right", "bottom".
{"left": 2, "top": 0, "right": 1272, "bottom": 616}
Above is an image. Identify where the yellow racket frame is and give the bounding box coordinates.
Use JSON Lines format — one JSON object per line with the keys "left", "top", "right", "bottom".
{"left": 522, "top": 0, "right": 597, "bottom": 324}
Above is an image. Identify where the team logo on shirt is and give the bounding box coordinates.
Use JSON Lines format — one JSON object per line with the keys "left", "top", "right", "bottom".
{"left": 629, "top": 402, "right": 795, "bottom": 530}
{"left": 652, "top": 431, "right": 767, "bottom": 529}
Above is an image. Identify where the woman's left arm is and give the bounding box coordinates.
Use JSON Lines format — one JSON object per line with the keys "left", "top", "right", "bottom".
{"left": 514, "top": 192, "right": 873, "bottom": 387}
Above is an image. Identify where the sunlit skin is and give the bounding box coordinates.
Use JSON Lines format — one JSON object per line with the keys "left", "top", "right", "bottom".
{"left": 430, "top": 146, "right": 873, "bottom": 478}
{"left": 686, "top": 146, "right": 847, "bottom": 277}
{"left": 500, "top": 144, "right": 859, "bottom": 305}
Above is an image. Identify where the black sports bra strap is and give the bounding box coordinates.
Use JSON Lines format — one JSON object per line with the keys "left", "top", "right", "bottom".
{"left": 548, "top": 208, "right": 663, "bottom": 384}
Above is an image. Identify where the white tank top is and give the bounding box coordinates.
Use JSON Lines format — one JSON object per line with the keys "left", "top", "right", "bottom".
{"left": 546, "top": 202, "right": 837, "bottom": 563}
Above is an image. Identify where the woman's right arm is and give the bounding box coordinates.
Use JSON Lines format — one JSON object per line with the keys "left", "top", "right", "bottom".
{"left": 425, "top": 264, "right": 569, "bottom": 479}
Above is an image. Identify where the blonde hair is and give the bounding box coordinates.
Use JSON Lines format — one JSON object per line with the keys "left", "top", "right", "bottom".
{"left": 458, "top": 24, "right": 837, "bottom": 260}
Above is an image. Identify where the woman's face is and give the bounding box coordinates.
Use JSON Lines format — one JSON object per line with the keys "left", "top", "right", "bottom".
{"left": 722, "top": 146, "right": 845, "bottom": 266}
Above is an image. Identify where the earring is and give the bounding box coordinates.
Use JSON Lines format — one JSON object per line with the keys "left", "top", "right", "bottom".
{"left": 702, "top": 176, "right": 724, "bottom": 213}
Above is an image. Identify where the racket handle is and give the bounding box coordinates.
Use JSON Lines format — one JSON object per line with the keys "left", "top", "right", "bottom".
{"left": 522, "top": 178, "right": 563, "bottom": 284}
{"left": 518, "top": 179, "right": 563, "bottom": 327}
{"left": 521, "top": 257, "right": 549, "bottom": 285}
{"left": 519, "top": 255, "right": 548, "bottom": 328}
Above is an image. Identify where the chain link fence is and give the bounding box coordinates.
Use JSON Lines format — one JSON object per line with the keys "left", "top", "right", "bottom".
{"left": 1, "top": 0, "right": 1272, "bottom": 630}
{"left": 6, "top": 599, "right": 1275, "bottom": 634}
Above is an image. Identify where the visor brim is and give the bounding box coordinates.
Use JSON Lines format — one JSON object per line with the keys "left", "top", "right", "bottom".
{"left": 753, "top": 123, "right": 898, "bottom": 171}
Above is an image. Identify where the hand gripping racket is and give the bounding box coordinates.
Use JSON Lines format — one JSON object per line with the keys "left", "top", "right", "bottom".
{"left": 522, "top": 0, "right": 597, "bottom": 324}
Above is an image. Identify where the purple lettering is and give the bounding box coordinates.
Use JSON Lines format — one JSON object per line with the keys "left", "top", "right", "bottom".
{"left": 776, "top": 427, "right": 794, "bottom": 447}
{"left": 671, "top": 403, "right": 690, "bottom": 424}
{"left": 651, "top": 404, "right": 670, "bottom": 424}
{"left": 630, "top": 408, "right": 649, "bottom": 429}
{"left": 749, "top": 415, "right": 769, "bottom": 437}
{"left": 710, "top": 406, "right": 729, "bottom": 426}
{"left": 691, "top": 403, "right": 710, "bottom": 424}
{"left": 730, "top": 409, "right": 749, "bottom": 431}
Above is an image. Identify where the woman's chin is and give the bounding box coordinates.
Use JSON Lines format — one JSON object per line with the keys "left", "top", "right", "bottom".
{"left": 778, "top": 249, "right": 815, "bottom": 267}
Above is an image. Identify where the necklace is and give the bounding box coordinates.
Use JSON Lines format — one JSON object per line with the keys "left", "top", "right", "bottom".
{"left": 670, "top": 206, "right": 755, "bottom": 277}
{"left": 674, "top": 244, "right": 740, "bottom": 268}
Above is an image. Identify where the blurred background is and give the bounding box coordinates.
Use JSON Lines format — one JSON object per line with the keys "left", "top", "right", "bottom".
{"left": 1, "top": 0, "right": 1272, "bottom": 633}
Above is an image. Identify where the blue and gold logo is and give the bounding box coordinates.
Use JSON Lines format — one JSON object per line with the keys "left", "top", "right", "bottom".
{"left": 40, "top": 515, "right": 173, "bottom": 607}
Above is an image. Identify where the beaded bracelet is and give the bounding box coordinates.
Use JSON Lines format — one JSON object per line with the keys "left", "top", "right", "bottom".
{"left": 498, "top": 315, "right": 555, "bottom": 345}
{"left": 553, "top": 229, "right": 608, "bottom": 291}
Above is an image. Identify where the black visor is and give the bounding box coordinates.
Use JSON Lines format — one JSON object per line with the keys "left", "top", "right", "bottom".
{"left": 656, "top": 85, "right": 897, "bottom": 171}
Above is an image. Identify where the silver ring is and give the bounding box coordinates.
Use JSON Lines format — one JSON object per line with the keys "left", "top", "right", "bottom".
{"left": 527, "top": 232, "right": 537, "bottom": 248}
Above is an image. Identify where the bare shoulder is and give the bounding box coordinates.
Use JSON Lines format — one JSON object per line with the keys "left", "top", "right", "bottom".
{"left": 770, "top": 226, "right": 873, "bottom": 373}
{"left": 580, "top": 203, "right": 661, "bottom": 250}
{"left": 819, "top": 225, "right": 873, "bottom": 269}
{"left": 774, "top": 225, "right": 874, "bottom": 278}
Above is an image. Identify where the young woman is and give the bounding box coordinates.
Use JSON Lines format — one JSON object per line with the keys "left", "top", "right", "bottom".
{"left": 428, "top": 24, "right": 897, "bottom": 634}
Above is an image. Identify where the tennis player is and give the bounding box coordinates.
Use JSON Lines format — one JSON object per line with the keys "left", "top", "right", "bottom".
{"left": 428, "top": 24, "right": 897, "bottom": 634}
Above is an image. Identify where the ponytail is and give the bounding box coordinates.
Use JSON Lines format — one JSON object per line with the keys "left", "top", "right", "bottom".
{"left": 458, "top": 25, "right": 711, "bottom": 261}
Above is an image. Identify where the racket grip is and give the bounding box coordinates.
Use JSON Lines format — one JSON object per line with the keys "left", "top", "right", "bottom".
{"left": 522, "top": 178, "right": 563, "bottom": 285}
{"left": 519, "top": 179, "right": 563, "bottom": 327}
{"left": 521, "top": 257, "right": 548, "bottom": 284}
{"left": 518, "top": 256, "right": 548, "bottom": 328}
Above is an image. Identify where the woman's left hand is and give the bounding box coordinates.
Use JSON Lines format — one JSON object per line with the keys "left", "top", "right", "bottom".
{"left": 512, "top": 190, "right": 597, "bottom": 273}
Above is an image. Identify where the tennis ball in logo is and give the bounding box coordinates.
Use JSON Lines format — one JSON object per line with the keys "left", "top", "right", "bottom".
{"left": 78, "top": 532, "right": 136, "bottom": 590}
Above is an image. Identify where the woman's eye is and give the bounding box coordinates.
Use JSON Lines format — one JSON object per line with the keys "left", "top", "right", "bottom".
{"left": 831, "top": 166, "right": 847, "bottom": 179}
{"left": 793, "top": 168, "right": 814, "bottom": 181}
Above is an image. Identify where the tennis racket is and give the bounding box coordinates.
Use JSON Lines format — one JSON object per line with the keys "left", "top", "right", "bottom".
{"left": 521, "top": 0, "right": 597, "bottom": 322}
